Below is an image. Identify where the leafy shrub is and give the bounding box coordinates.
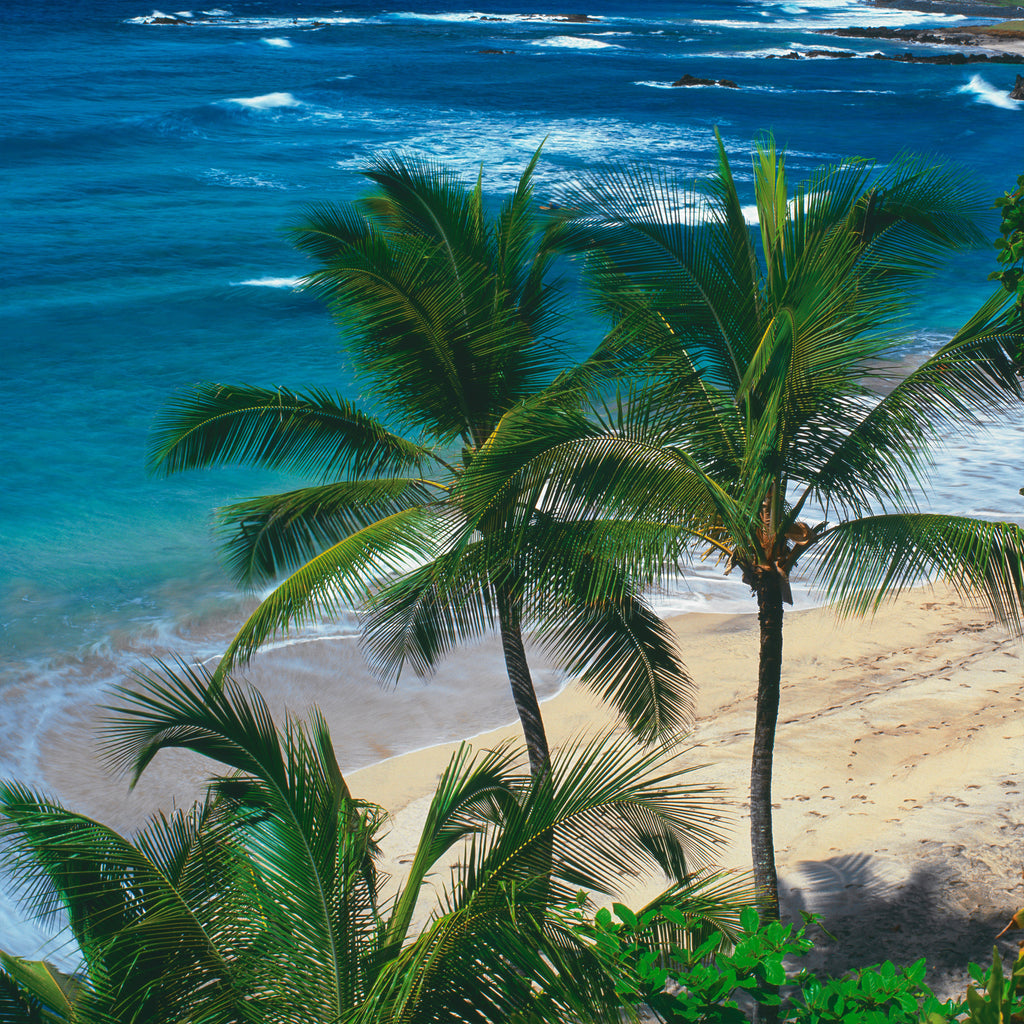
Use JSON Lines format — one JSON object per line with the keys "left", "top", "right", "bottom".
{"left": 957, "top": 946, "right": 1024, "bottom": 1024}
{"left": 580, "top": 903, "right": 1024, "bottom": 1022}
{"left": 990, "top": 173, "right": 1024, "bottom": 313}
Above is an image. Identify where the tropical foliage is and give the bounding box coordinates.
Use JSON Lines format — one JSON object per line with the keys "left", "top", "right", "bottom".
{"left": 148, "top": 149, "right": 692, "bottom": 777}
{"left": 0, "top": 663, "right": 748, "bottom": 1024}
{"left": 991, "top": 172, "right": 1024, "bottom": 314}
{"left": 456, "top": 134, "right": 1024, "bottom": 918}
{"left": 581, "top": 905, "right": 1024, "bottom": 1023}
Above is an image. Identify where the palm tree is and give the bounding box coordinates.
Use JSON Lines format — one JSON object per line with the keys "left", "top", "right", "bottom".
{"left": 0, "top": 663, "right": 749, "bottom": 1024}
{"left": 457, "top": 135, "right": 1024, "bottom": 922}
{"left": 148, "top": 150, "right": 691, "bottom": 779}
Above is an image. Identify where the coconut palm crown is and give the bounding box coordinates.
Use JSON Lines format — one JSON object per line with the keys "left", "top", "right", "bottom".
{"left": 457, "top": 135, "right": 1024, "bottom": 919}
{"left": 148, "top": 150, "right": 693, "bottom": 778}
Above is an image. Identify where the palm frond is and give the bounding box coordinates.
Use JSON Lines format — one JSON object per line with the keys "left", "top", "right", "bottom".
{"left": 795, "top": 291, "right": 1024, "bottom": 521}
{"left": 0, "top": 783, "right": 250, "bottom": 1024}
{"left": 216, "top": 503, "right": 444, "bottom": 673}
{"left": 445, "top": 733, "right": 727, "bottom": 917}
{"left": 540, "top": 588, "right": 693, "bottom": 743}
{"left": 360, "top": 539, "right": 497, "bottom": 683}
{"left": 352, "top": 898, "right": 622, "bottom": 1024}
{"left": 554, "top": 160, "right": 757, "bottom": 396}
{"left": 0, "top": 953, "right": 84, "bottom": 1024}
{"left": 292, "top": 152, "right": 570, "bottom": 444}
{"left": 384, "top": 742, "right": 521, "bottom": 950}
{"left": 460, "top": 397, "right": 741, "bottom": 554}
{"left": 515, "top": 517, "right": 694, "bottom": 742}
{"left": 148, "top": 383, "right": 430, "bottom": 481}
{"left": 216, "top": 477, "right": 438, "bottom": 587}
{"left": 813, "top": 513, "right": 1024, "bottom": 624}
{"left": 100, "top": 662, "right": 381, "bottom": 1020}
{"left": 631, "top": 869, "right": 756, "bottom": 960}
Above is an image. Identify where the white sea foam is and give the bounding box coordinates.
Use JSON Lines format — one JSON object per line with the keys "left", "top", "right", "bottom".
{"left": 262, "top": 37, "right": 292, "bottom": 48}
{"left": 808, "top": 87, "right": 896, "bottom": 95}
{"left": 392, "top": 11, "right": 603, "bottom": 25}
{"left": 228, "top": 91, "right": 300, "bottom": 109}
{"left": 693, "top": 3, "right": 965, "bottom": 32}
{"left": 127, "top": 10, "right": 190, "bottom": 24}
{"left": 327, "top": 115, "right": 714, "bottom": 193}
{"left": 231, "top": 276, "right": 302, "bottom": 288}
{"left": 958, "top": 74, "right": 1023, "bottom": 110}
{"left": 634, "top": 78, "right": 743, "bottom": 91}
{"left": 130, "top": 11, "right": 362, "bottom": 28}
{"left": 202, "top": 168, "right": 292, "bottom": 189}
{"left": 531, "top": 35, "right": 618, "bottom": 50}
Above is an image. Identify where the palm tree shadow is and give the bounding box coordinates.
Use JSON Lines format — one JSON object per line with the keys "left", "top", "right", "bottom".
{"left": 781, "top": 853, "right": 1015, "bottom": 996}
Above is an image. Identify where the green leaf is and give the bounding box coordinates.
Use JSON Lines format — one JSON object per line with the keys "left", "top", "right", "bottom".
{"left": 740, "top": 906, "right": 760, "bottom": 933}
{"left": 613, "top": 903, "right": 638, "bottom": 929}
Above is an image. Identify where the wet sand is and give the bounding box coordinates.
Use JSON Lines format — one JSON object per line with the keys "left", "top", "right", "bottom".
{"left": 40, "top": 584, "right": 1024, "bottom": 996}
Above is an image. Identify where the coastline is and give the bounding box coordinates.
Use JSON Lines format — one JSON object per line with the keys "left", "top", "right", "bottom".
{"left": 824, "top": 0, "right": 1024, "bottom": 62}
{"left": 352, "top": 585, "right": 1024, "bottom": 994}
{"left": 36, "top": 584, "right": 1023, "bottom": 994}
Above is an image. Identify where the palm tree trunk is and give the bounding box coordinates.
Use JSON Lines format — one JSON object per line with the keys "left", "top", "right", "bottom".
{"left": 750, "top": 573, "right": 785, "bottom": 1024}
{"left": 495, "top": 583, "right": 551, "bottom": 779}
{"left": 751, "top": 573, "right": 783, "bottom": 922}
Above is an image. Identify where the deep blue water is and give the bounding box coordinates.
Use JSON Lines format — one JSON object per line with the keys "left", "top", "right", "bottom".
{"left": 2, "top": 0, "right": 1023, "bottom": 956}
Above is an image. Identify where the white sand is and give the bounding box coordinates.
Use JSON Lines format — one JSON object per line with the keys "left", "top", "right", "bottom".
{"left": 39, "top": 584, "right": 1024, "bottom": 994}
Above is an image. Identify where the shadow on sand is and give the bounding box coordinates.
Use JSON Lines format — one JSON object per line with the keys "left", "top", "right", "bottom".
{"left": 780, "top": 852, "right": 1020, "bottom": 997}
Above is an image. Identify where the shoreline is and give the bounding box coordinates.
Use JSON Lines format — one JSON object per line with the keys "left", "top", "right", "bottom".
{"left": 350, "top": 586, "right": 1024, "bottom": 996}
{"left": 33, "top": 584, "right": 1023, "bottom": 995}
{"left": 824, "top": 0, "right": 1024, "bottom": 63}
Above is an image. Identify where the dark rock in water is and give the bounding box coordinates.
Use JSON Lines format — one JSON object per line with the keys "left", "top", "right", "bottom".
{"left": 865, "top": 48, "right": 1024, "bottom": 64}
{"left": 819, "top": 24, "right": 1024, "bottom": 63}
{"left": 671, "top": 73, "right": 741, "bottom": 88}
{"left": 672, "top": 73, "right": 716, "bottom": 86}
{"left": 766, "top": 49, "right": 855, "bottom": 59}
{"left": 151, "top": 14, "right": 190, "bottom": 24}
{"left": 804, "top": 48, "right": 856, "bottom": 58}
{"left": 476, "top": 12, "right": 597, "bottom": 23}
{"left": 1012, "top": 74, "right": 1024, "bottom": 99}
{"left": 891, "top": 50, "right": 968, "bottom": 63}
{"left": 478, "top": 48, "right": 515, "bottom": 54}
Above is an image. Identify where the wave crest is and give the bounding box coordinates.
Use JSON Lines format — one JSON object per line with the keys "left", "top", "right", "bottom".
{"left": 228, "top": 91, "right": 299, "bottom": 109}
{"left": 958, "top": 74, "right": 1023, "bottom": 111}
{"left": 531, "top": 35, "right": 618, "bottom": 50}
{"left": 231, "top": 276, "right": 302, "bottom": 288}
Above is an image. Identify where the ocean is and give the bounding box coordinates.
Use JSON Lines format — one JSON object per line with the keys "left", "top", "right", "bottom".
{"left": 2, "top": 0, "right": 1023, "bottom": 959}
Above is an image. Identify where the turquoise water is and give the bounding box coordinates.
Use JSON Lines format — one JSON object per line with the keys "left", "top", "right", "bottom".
{"left": 2, "top": 0, "right": 1024, "bottom": 957}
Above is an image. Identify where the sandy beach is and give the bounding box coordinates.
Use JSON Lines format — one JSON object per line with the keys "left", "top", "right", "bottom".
{"left": 38, "top": 583, "right": 1023, "bottom": 997}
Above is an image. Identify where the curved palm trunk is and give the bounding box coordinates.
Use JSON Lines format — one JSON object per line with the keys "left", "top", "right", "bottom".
{"left": 751, "top": 574, "right": 783, "bottom": 922}
{"left": 495, "top": 583, "right": 551, "bottom": 779}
